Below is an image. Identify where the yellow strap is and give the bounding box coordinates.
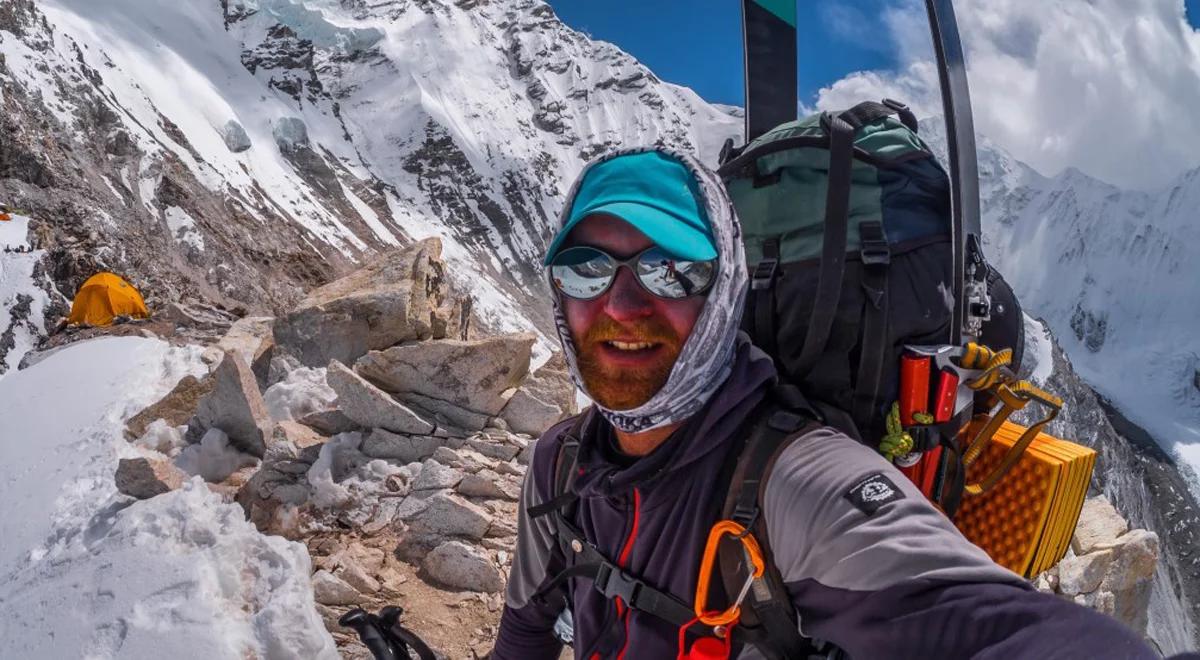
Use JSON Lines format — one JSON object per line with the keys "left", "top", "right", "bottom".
{"left": 962, "top": 382, "right": 1063, "bottom": 497}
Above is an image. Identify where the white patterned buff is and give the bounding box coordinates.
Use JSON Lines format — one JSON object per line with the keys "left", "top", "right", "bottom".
{"left": 546, "top": 148, "right": 749, "bottom": 434}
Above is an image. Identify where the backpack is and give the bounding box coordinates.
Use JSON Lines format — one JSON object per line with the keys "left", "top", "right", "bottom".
{"left": 717, "top": 101, "right": 1027, "bottom": 498}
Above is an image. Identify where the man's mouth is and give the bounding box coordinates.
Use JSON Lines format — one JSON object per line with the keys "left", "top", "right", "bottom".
{"left": 604, "top": 340, "right": 659, "bottom": 352}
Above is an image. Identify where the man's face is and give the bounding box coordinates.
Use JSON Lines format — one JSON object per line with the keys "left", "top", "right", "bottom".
{"left": 559, "top": 213, "right": 707, "bottom": 410}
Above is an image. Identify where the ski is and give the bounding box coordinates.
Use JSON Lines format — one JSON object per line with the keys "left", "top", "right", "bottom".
{"left": 925, "top": 0, "right": 987, "bottom": 344}
{"left": 741, "top": 0, "right": 797, "bottom": 142}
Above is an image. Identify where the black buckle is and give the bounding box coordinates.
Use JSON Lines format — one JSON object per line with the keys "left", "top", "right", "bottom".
{"left": 909, "top": 426, "right": 939, "bottom": 453}
{"left": 858, "top": 222, "right": 890, "bottom": 268}
{"left": 594, "top": 563, "right": 643, "bottom": 605}
{"left": 751, "top": 259, "right": 778, "bottom": 291}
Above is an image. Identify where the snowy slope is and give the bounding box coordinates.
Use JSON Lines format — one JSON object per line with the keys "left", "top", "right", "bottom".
{"left": 0, "top": 0, "right": 739, "bottom": 363}
{"left": 975, "top": 137, "right": 1200, "bottom": 501}
{"left": 0, "top": 337, "right": 336, "bottom": 658}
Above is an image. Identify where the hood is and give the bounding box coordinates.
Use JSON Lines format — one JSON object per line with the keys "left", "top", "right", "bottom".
{"left": 547, "top": 148, "right": 750, "bottom": 434}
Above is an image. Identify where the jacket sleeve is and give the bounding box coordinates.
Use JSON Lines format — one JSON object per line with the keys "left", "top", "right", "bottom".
{"left": 762, "top": 426, "right": 1159, "bottom": 660}
{"left": 492, "top": 426, "right": 571, "bottom": 660}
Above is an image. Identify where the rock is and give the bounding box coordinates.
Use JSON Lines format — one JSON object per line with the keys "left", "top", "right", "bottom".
{"left": 115, "top": 457, "right": 187, "bottom": 499}
{"left": 216, "top": 316, "right": 274, "bottom": 374}
{"left": 517, "top": 439, "right": 536, "bottom": 466}
{"left": 406, "top": 492, "right": 492, "bottom": 540}
{"left": 360, "top": 428, "right": 446, "bottom": 462}
{"left": 1071, "top": 495, "right": 1129, "bottom": 555}
{"left": 336, "top": 558, "right": 380, "bottom": 595}
{"left": 193, "top": 352, "right": 274, "bottom": 456}
{"left": 125, "top": 373, "right": 215, "bottom": 440}
{"left": 457, "top": 469, "right": 518, "bottom": 501}
{"left": 298, "top": 409, "right": 360, "bottom": 436}
{"left": 326, "top": 361, "right": 434, "bottom": 435}
{"left": 343, "top": 544, "right": 386, "bottom": 574}
{"left": 274, "top": 238, "right": 464, "bottom": 367}
{"left": 464, "top": 437, "right": 521, "bottom": 462}
{"left": 431, "top": 446, "right": 466, "bottom": 468}
{"left": 1100, "top": 529, "right": 1159, "bottom": 592}
{"left": 494, "top": 461, "right": 523, "bottom": 477}
{"left": 412, "top": 459, "right": 464, "bottom": 491}
{"left": 500, "top": 388, "right": 564, "bottom": 438}
{"left": 273, "top": 420, "right": 326, "bottom": 449}
{"left": 1100, "top": 529, "right": 1159, "bottom": 635}
{"left": 311, "top": 569, "right": 360, "bottom": 606}
{"left": 403, "top": 391, "right": 492, "bottom": 433}
{"left": 485, "top": 516, "right": 518, "bottom": 539}
{"left": 422, "top": 541, "right": 505, "bottom": 593}
{"left": 220, "top": 119, "right": 252, "bottom": 153}
{"left": 354, "top": 333, "right": 535, "bottom": 417}
{"left": 273, "top": 116, "right": 310, "bottom": 153}
{"left": 501, "top": 352, "right": 577, "bottom": 435}
{"left": 1057, "top": 549, "right": 1113, "bottom": 596}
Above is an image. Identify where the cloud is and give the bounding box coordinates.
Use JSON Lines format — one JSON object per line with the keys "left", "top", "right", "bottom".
{"left": 814, "top": 0, "right": 1200, "bottom": 190}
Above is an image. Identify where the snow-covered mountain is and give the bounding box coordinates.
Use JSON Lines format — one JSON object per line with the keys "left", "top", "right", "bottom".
{"left": 0, "top": 0, "right": 739, "bottom": 373}
{"left": 1, "top": 0, "right": 1198, "bottom": 652}
{"left": 973, "top": 131, "right": 1200, "bottom": 501}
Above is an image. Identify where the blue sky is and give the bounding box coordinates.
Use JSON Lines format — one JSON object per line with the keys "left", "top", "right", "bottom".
{"left": 548, "top": 0, "right": 1200, "bottom": 108}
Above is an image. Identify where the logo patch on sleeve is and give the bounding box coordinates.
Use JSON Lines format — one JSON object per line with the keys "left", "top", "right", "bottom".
{"left": 845, "top": 473, "right": 905, "bottom": 515}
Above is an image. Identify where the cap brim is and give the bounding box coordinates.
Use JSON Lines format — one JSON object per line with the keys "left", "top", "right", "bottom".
{"left": 543, "top": 201, "right": 718, "bottom": 265}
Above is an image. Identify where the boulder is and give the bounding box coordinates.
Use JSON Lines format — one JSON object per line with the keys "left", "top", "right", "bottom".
{"left": 464, "top": 436, "right": 521, "bottom": 462}
{"left": 125, "top": 373, "right": 215, "bottom": 440}
{"left": 274, "top": 238, "right": 465, "bottom": 367}
{"left": 457, "top": 469, "right": 519, "bottom": 501}
{"left": 298, "top": 409, "right": 359, "bottom": 436}
{"left": 335, "top": 558, "right": 380, "bottom": 595}
{"left": 501, "top": 352, "right": 577, "bottom": 436}
{"left": 311, "top": 569, "right": 360, "bottom": 606}
{"left": 405, "top": 492, "right": 492, "bottom": 540}
{"left": 411, "top": 459, "right": 464, "bottom": 491}
{"left": 354, "top": 333, "right": 535, "bottom": 417}
{"left": 1071, "top": 495, "right": 1129, "bottom": 555}
{"left": 221, "top": 119, "right": 252, "bottom": 153}
{"left": 273, "top": 420, "right": 326, "bottom": 450}
{"left": 422, "top": 541, "right": 505, "bottom": 593}
{"left": 404, "top": 391, "right": 492, "bottom": 433}
{"left": 326, "top": 361, "right": 434, "bottom": 435}
{"left": 216, "top": 316, "right": 274, "bottom": 373}
{"left": 360, "top": 428, "right": 446, "bottom": 463}
{"left": 193, "top": 352, "right": 274, "bottom": 456}
{"left": 1100, "top": 529, "right": 1159, "bottom": 635}
{"left": 115, "top": 457, "right": 187, "bottom": 499}
{"left": 1057, "top": 549, "right": 1113, "bottom": 596}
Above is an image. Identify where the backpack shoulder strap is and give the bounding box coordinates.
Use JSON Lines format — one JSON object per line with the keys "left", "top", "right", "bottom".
{"left": 718, "top": 386, "right": 822, "bottom": 659}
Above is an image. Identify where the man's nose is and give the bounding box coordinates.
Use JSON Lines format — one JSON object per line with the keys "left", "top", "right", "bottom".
{"left": 603, "top": 267, "right": 654, "bottom": 322}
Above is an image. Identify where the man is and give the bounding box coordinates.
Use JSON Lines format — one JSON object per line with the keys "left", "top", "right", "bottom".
{"left": 493, "top": 149, "right": 1164, "bottom": 659}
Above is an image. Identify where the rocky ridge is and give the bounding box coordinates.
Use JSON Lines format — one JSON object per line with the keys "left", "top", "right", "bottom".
{"left": 111, "top": 239, "right": 575, "bottom": 658}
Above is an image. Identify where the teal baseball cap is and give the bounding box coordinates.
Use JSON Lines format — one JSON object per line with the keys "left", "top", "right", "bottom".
{"left": 543, "top": 151, "right": 717, "bottom": 265}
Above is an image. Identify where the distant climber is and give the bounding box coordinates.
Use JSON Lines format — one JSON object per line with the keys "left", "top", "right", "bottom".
{"left": 491, "top": 149, "right": 1170, "bottom": 659}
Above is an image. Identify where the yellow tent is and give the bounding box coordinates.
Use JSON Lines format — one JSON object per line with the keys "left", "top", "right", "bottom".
{"left": 68, "top": 273, "right": 150, "bottom": 326}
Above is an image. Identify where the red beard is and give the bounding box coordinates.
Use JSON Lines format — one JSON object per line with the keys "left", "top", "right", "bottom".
{"left": 573, "top": 315, "right": 683, "bottom": 410}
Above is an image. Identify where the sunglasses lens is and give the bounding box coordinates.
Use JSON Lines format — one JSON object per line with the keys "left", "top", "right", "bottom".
{"left": 550, "top": 247, "right": 616, "bottom": 299}
{"left": 636, "top": 247, "right": 716, "bottom": 299}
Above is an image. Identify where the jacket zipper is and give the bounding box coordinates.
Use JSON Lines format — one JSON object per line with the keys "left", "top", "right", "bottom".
{"left": 614, "top": 487, "right": 641, "bottom": 660}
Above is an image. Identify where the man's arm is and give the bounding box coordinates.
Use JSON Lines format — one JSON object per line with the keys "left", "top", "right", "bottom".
{"left": 763, "top": 426, "right": 1158, "bottom": 659}
{"left": 492, "top": 424, "right": 572, "bottom": 660}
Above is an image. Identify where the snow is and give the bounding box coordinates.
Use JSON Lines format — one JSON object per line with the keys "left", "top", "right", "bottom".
{"left": 263, "top": 366, "right": 336, "bottom": 422}
{"left": 0, "top": 213, "right": 50, "bottom": 377}
{"left": 164, "top": 205, "right": 206, "bottom": 252}
{"left": 0, "top": 337, "right": 336, "bottom": 658}
{"left": 341, "top": 182, "right": 400, "bottom": 246}
{"left": 1022, "top": 313, "right": 1055, "bottom": 385}
{"left": 175, "top": 428, "right": 259, "bottom": 482}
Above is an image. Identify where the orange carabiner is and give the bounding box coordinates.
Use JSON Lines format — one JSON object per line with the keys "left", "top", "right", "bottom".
{"left": 693, "top": 520, "right": 766, "bottom": 626}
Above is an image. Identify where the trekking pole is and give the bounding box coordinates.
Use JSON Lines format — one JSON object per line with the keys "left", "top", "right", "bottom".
{"left": 339, "top": 608, "right": 399, "bottom": 660}
{"left": 340, "top": 606, "right": 440, "bottom": 660}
